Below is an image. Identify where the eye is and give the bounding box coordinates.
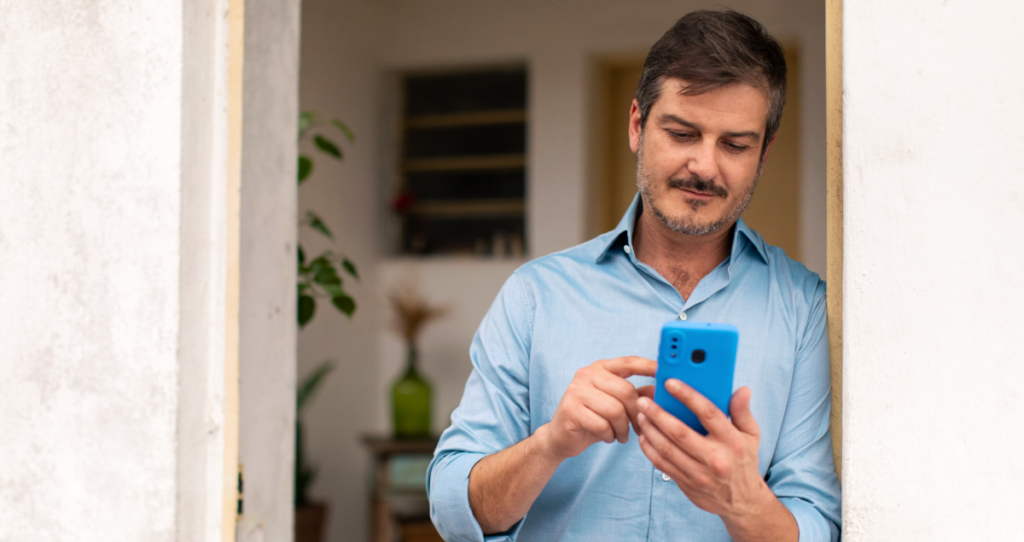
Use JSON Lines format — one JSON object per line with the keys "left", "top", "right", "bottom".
{"left": 724, "top": 142, "right": 750, "bottom": 153}
{"left": 668, "top": 130, "right": 694, "bottom": 141}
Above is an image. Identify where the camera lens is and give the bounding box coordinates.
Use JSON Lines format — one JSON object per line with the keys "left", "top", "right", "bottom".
{"left": 691, "top": 349, "right": 706, "bottom": 363}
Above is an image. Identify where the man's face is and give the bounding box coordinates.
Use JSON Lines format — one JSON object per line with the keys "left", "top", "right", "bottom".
{"left": 629, "top": 78, "right": 772, "bottom": 236}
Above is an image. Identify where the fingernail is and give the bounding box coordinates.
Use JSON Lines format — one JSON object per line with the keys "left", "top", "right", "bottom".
{"left": 637, "top": 412, "right": 647, "bottom": 425}
{"left": 666, "top": 379, "right": 681, "bottom": 391}
{"left": 637, "top": 397, "right": 651, "bottom": 410}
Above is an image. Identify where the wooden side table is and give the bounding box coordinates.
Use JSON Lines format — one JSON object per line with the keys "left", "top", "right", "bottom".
{"left": 361, "top": 435, "right": 442, "bottom": 542}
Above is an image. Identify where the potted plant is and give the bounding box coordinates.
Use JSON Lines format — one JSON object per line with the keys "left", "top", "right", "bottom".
{"left": 294, "top": 112, "right": 357, "bottom": 542}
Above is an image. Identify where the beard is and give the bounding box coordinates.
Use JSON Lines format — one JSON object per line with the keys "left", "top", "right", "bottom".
{"left": 635, "top": 131, "right": 761, "bottom": 236}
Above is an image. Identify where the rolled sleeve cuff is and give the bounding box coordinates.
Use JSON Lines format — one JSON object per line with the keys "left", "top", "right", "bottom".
{"left": 780, "top": 497, "right": 840, "bottom": 542}
{"left": 428, "top": 451, "right": 526, "bottom": 542}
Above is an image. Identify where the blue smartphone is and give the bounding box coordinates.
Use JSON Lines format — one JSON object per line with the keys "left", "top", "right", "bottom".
{"left": 653, "top": 321, "right": 739, "bottom": 435}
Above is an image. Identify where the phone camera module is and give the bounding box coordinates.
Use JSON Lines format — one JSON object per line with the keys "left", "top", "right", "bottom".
{"left": 691, "top": 349, "right": 706, "bottom": 363}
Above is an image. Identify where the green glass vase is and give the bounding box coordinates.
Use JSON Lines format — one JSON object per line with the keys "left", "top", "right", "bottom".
{"left": 391, "top": 344, "right": 432, "bottom": 438}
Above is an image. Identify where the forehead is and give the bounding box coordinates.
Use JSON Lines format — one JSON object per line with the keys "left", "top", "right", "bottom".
{"left": 651, "top": 78, "right": 769, "bottom": 133}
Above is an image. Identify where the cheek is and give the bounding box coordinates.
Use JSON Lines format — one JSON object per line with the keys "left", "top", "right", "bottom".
{"left": 719, "top": 158, "right": 760, "bottom": 192}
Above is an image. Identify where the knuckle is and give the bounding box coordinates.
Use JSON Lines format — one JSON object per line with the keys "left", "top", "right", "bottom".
{"left": 710, "top": 457, "right": 729, "bottom": 477}
{"left": 730, "top": 437, "right": 746, "bottom": 455}
{"left": 614, "top": 379, "right": 635, "bottom": 399}
{"left": 669, "top": 426, "right": 688, "bottom": 442}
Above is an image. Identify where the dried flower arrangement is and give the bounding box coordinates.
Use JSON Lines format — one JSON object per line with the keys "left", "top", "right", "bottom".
{"left": 388, "top": 286, "right": 449, "bottom": 345}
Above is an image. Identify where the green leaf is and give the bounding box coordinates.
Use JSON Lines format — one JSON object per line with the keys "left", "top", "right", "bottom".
{"left": 298, "top": 155, "right": 313, "bottom": 184}
{"left": 299, "top": 111, "right": 315, "bottom": 138}
{"left": 332, "top": 293, "right": 356, "bottom": 317}
{"left": 342, "top": 258, "right": 359, "bottom": 279}
{"left": 313, "top": 264, "right": 340, "bottom": 288}
{"left": 313, "top": 135, "right": 342, "bottom": 159}
{"left": 298, "top": 282, "right": 311, "bottom": 296}
{"left": 332, "top": 119, "right": 356, "bottom": 142}
{"left": 305, "top": 211, "right": 333, "bottom": 240}
{"left": 308, "top": 255, "right": 330, "bottom": 276}
{"left": 297, "top": 360, "right": 335, "bottom": 412}
{"left": 298, "top": 245, "right": 306, "bottom": 267}
{"left": 298, "top": 294, "right": 315, "bottom": 327}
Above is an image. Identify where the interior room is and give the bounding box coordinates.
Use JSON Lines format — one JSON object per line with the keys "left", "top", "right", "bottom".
{"left": 295, "top": 0, "right": 825, "bottom": 540}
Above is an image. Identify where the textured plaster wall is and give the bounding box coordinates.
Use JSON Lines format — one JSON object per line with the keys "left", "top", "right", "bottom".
{"left": 843, "top": 1, "right": 1024, "bottom": 539}
{"left": 0, "top": 1, "right": 182, "bottom": 540}
{"left": 179, "top": 0, "right": 232, "bottom": 540}
{"left": 238, "top": 0, "right": 301, "bottom": 540}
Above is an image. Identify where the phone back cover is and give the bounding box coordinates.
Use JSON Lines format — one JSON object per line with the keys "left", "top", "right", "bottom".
{"left": 653, "top": 321, "right": 738, "bottom": 435}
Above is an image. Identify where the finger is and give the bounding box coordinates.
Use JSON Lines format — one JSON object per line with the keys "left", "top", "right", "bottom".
{"left": 591, "top": 370, "right": 643, "bottom": 433}
{"left": 578, "top": 388, "right": 631, "bottom": 443}
{"left": 636, "top": 412, "right": 705, "bottom": 484}
{"left": 631, "top": 385, "right": 656, "bottom": 435}
{"left": 728, "top": 387, "right": 760, "bottom": 437}
{"left": 601, "top": 356, "right": 658, "bottom": 379}
{"left": 634, "top": 430, "right": 700, "bottom": 489}
{"left": 636, "top": 395, "right": 712, "bottom": 463}
{"left": 665, "top": 379, "right": 733, "bottom": 437}
{"left": 575, "top": 403, "right": 616, "bottom": 444}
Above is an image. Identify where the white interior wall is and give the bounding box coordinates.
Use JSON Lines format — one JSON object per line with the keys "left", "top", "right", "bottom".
{"left": 842, "top": 1, "right": 1024, "bottom": 540}
{"left": 298, "top": 1, "right": 825, "bottom": 540}
{"left": 298, "top": 2, "right": 383, "bottom": 542}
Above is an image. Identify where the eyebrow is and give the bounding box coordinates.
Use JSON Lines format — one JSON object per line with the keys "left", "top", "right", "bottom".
{"left": 657, "top": 113, "right": 761, "bottom": 140}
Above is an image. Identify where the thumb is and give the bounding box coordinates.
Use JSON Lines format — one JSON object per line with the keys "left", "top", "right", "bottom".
{"left": 729, "top": 387, "right": 759, "bottom": 437}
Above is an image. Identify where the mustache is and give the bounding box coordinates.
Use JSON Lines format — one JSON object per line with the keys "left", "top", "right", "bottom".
{"left": 667, "top": 176, "right": 728, "bottom": 198}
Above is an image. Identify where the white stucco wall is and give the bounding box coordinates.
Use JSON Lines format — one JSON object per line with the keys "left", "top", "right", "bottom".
{"left": 179, "top": 0, "right": 232, "bottom": 539}
{"left": 0, "top": 1, "right": 185, "bottom": 540}
{"left": 1, "top": 1, "right": 299, "bottom": 540}
{"left": 842, "top": 1, "right": 1024, "bottom": 539}
{"left": 238, "top": 0, "right": 301, "bottom": 540}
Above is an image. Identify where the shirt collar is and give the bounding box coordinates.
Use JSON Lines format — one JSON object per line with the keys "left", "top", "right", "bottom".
{"left": 595, "top": 192, "right": 769, "bottom": 265}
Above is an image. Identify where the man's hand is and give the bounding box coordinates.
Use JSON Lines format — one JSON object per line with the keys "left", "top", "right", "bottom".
{"left": 539, "top": 356, "right": 657, "bottom": 460}
{"left": 635, "top": 379, "right": 797, "bottom": 542}
{"left": 469, "top": 356, "right": 656, "bottom": 534}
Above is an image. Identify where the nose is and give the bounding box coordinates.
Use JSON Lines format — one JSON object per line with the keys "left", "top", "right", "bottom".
{"left": 685, "top": 139, "right": 719, "bottom": 181}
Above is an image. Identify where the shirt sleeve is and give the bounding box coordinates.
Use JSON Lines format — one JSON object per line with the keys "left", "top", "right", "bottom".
{"left": 767, "top": 280, "right": 842, "bottom": 542}
{"left": 427, "top": 272, "right": 534, "bottom": 542}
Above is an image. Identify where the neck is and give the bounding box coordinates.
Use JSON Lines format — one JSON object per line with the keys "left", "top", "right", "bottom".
{"left": 631, "top": 202, "right": 734, "bottom": 301}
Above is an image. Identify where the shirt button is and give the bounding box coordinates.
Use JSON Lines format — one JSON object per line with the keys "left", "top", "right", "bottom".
{"left": 678, "top": 311, "right": 687, "bottom": 321}
{"left": 624, "top": 245, "right": 632, "bottom": 254}
{"left": 662, "top": 472, "right": 672, "bottom": 482}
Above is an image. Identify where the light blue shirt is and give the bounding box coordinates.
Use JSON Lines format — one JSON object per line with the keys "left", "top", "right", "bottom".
{"left": 428, "top": 196, "right": 841, "bottom": 541}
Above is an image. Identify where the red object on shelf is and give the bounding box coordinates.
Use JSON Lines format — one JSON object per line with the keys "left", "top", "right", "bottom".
{"left": 391, "top": 192, "right": 414, "bottom": 213}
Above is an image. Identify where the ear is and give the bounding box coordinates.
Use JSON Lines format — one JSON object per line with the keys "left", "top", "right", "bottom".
{"left": 628, "top": 99, "right": 643, "bottom": 154}
{"left": 760, "top": 131, "right": 779, "bottom": 164}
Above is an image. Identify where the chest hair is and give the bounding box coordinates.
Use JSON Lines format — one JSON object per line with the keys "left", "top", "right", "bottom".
{"left": 664, "top": 266, "right": 705, "bottom": 301}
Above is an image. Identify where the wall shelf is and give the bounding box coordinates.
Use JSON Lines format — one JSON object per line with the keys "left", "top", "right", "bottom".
{"left": 406, "top": 109, "right": 526, "bottom": 129}
{"left": 397, "top": 67, "right": 528, "bottom": 255}
{"left": 403, "top": 154, "right": 525, "bottom": 173}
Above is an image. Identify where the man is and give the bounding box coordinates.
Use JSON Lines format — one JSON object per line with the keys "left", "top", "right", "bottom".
{"left": 427, "top": 10, "right": 840, "bottom": 542}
